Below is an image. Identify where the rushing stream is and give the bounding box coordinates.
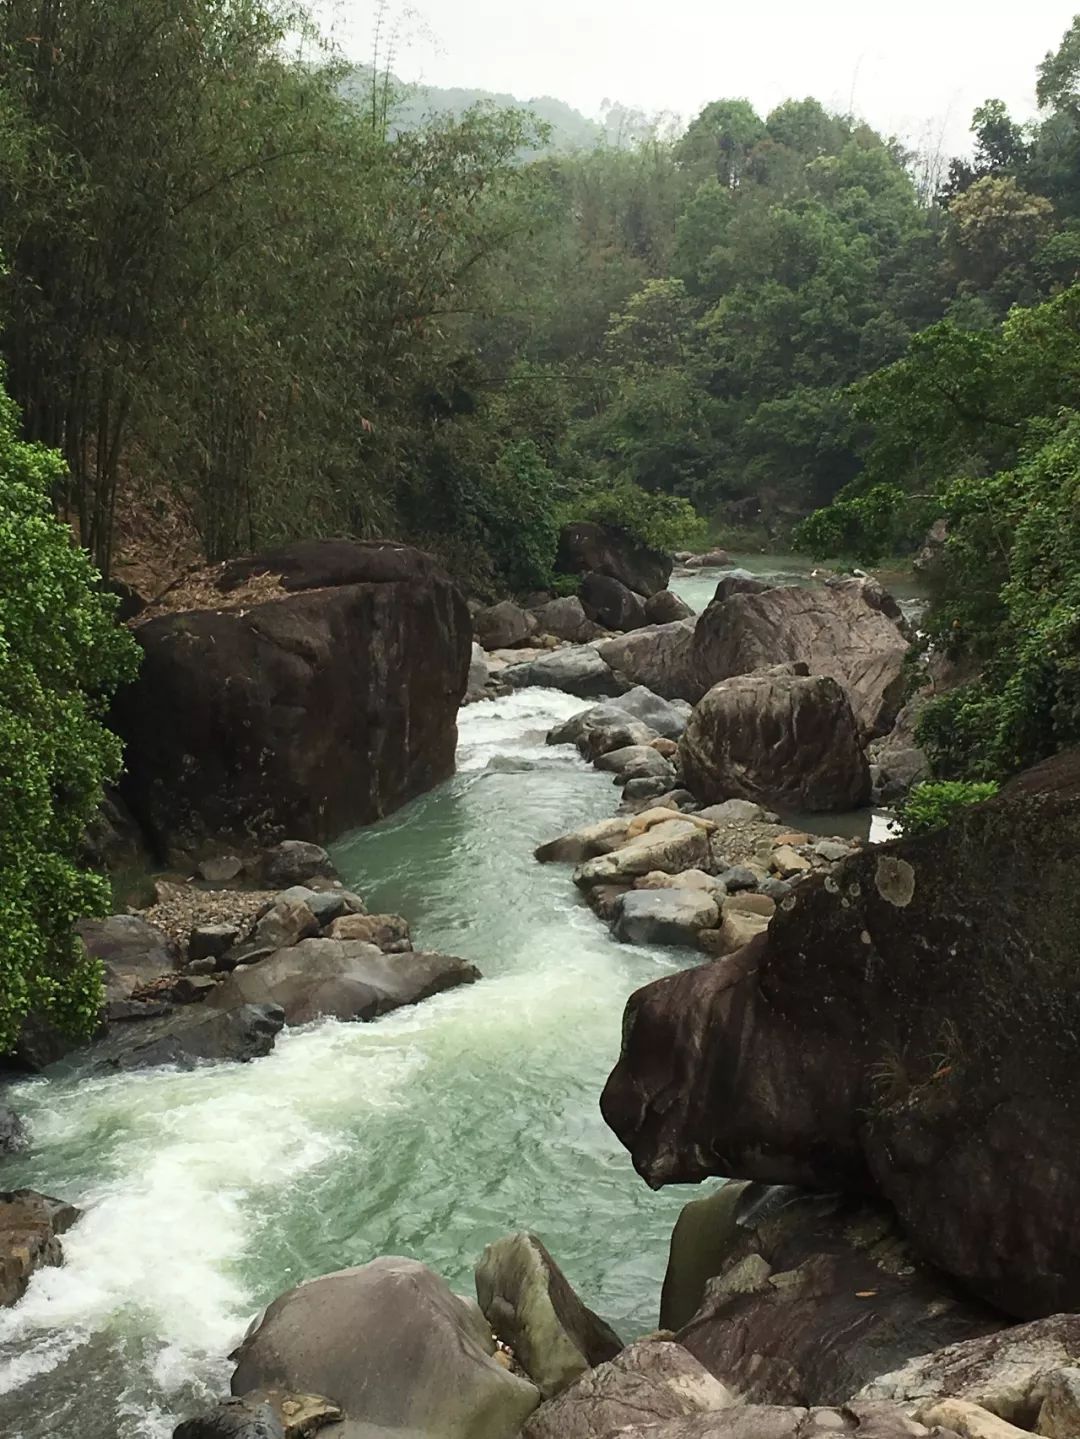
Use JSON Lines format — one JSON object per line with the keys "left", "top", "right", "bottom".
{"left": 0, "top": 689, "right": 714, "bottom": 1438}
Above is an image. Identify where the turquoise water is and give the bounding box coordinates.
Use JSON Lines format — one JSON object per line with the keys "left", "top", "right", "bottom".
{"left": 0, "top": 690, "right": 710, "bottom": 1438}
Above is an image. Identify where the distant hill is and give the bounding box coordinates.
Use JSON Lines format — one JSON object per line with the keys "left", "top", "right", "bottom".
{"left": 340, "top": 69, "right": 611, "bottom": 154}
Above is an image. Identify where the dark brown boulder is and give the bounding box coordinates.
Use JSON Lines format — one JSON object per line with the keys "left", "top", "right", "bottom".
{"left": 580, "top": 573, "right": 648, "bottom": 631}
{"left": 690, "top": 583, "right": 909, "bottom": 739}
{"left": 679, "top": 670, "right": 871, "bottom": 812}
{"left": 474, "top": 601, "right": 538, "bottom": 651}
{"left": 113, "top": 541, "right": 469, "bottom": 860}
{"left": 664, "top": 1183, "right": 1002, "bottom": 1407}
{"left": 601, "top": 750, "right": 1080, "bottom": 1319}
{"left": 557, "top": 522, "right": 672, "bottom": 598}
{"left": 0, "top": 1190, "right": 80, "bottom": 1307}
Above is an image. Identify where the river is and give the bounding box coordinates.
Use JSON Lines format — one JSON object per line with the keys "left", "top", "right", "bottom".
{"left": 0, "top": 554, "right": 914, "bottom": 1435}
{"left": 0, "top": 689, "right": 717, "bottom": 1438}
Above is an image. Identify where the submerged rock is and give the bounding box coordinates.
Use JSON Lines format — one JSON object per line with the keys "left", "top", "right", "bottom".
{"left": 205, "top": 939, "right": 479, "bottom": 1026}
{"left": 476, "top": 1232, "right": 623, "bottom": 1399}
{"left": 679, "top": 669, "right": 870, "bottom": 812}
{"left": 521, "top": 1340, "right": 736, "bottom": 1438}
{"left": 0, "top": 1189, "right": 81, "bottom": 1308}
{"left": 231, "top": 1257, "right": 540, "bottom": 1439}
{"left": 602, "top": 749, "right": 1080, "bottom": 1320}
{"left": 114, "top": 540, "right": 470, "bottom": 860}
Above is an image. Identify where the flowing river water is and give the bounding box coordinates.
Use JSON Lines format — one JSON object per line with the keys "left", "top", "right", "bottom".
{"left": 0, "top": 554, "right": 914, "bottom": 1436}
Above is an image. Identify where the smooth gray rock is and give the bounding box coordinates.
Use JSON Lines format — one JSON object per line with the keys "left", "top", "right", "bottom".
{"left": 206, "top": 939, "right": 479, "bottom": 1026}
{"left": 698, "top": 799, "right": 767, "bottom": 823}
{"left": 196, "top": 855, "right": 246, "bottom": 887}
{"left": 614, "top": 889, "right": 720, "bottom": 947}
{"left": 521, "top": 1340, "right": 736, "bottom": 1438}
{"left": 76, "top": 914, "right": 179, "bottom": 1004}
{"left": 595, "top": 746, "right": 675, "bottom": 783}
{"left": 503, "top": 646, "right": 626, "bottom": 700}
{"left": 231, "top": 1257, "right": 540, "bottom": 1439}
{"left": 578, "top": 721, "right": 660, "bottom": 761}
{"left": 476, "top": 1232, "right": 623, "bottom": 1399}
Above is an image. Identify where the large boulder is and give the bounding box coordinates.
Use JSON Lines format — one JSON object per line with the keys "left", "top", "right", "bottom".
{"left": 91, "top": 1003, "right": 285, "bottom": 1071}
{"left": 474, "top": 601, "right": 539, "bottom": 651}
{"left": 557, "top": 522, "right": 672, "bottom": 598}
{"left": 601, "top": 750, "right": 1080, "bottom": 1319}
{"left": 475, "top": 1232, "right": 623, "bottom": 1399}
{"left": 690, "top": 583, "right": 910, "bottom": 739}
{"left": 580, "top": 573, "right": 648, "bottom": 632}
{"left": 503, "top": 646, "right": 626, "bottom": 699}
{"left": 521, "top": 1340, "right": 737, "bottom": 1438}
{"left": 856, "top": 1316, "right": 1080, "bottom": 1428}
{"left": 870, "top": 696, "right": 931, "bottom": 803}
{"left": 664, "top": 1183, "right": 1001, "bottom": 1406}
{"left": 574, "top": 816, "right": 715, "bottom": 890}
{"left": 0, "top": 1189, "right": 81, "bottom": 1307}
{"left": 231, "top": 1257, "right": 540, "bottom": 1439}
{"left": 113, "top": 540, "right": 470, "bottom": 860}
{"left": 679, "top": 670, "right": 871, "bottom": 812}
{"left": 174, "top": 1392, "right": 342, "bottom": 1439}
{"left": 533, "top": 597, "right": 602, "bottom": 645}
{"left": 206, "top": 939, "right": 478, "bottom": 1026}
{"left": 597, "top": 622, "right": 697, "bottom": 700}
{"left": 76, "top": 914, "right": 180, "bottom": 1005}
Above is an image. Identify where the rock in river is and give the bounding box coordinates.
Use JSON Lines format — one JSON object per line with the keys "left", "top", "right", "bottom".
{"left": 679, "top": 669, "right": 870, "bottom": 812}
{"left": 614, "top": 889, "right": 719, "bottom": 947}
{"left": 596, "top": 622, "right": 697, "bottom": 701}
{"left": 602, "top": 748, "right": 1080, "bottom": 1320}
{"left": 579, "top": 572, "right": 648, "bottom": 632}
{"left": 76, "top": 914, "right": 180, "bottom": 1006}
{"left": 0, "top": 1189, "right": 81, "bottom": 1308}
{"left": 475, "top": 1232, "right": 623, "bottom": 1398}
{"left": 91, "top": 1003, "right": 285, "bottom": 1071}
{"left": 113, "top": 540, "right": 470, "bottom": 860}
{"left": 503, "top": 645, "right": 626, "bottom": 699}
{"left": 231, "top": 1256, "right": 540, "bottom": 1439}
{"left": 205, "top": 938, "right": 479, "bottom": 1026}
{"left": 475, "top": 600, "right": 539, "bottom": 651}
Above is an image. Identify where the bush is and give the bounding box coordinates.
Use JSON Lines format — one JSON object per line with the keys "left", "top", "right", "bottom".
{"left": 897, "top": 780, "right": 999, "bottom": 837}
{"left": 561, "top": 480, "right": 707, "bottom": 555}
{"left": 0, "top": 374, "right": 140, "bottom": 1053}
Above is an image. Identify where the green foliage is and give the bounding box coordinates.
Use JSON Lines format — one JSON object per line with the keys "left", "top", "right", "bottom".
{"left": 0, "top": 370, "right": 140, "bottom": 1054}
{"left": 897, "top": 781, "right": 999, "bottom": 836}
{"left": 561, "top": 481, "right": 707, "bottom": 555}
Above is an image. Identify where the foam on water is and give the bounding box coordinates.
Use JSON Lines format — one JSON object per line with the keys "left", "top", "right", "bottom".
{"left": 0, "top": 686, "right": 702, "bottom": 1438}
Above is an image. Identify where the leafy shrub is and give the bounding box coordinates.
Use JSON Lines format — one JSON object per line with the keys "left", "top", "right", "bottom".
{"left": 561, "top": 480, "right": 707, "bottom": 555}
{"left": 0, "top": 374, "right": 140, "bottom": 1053}
{"left": 897, "top": 780, "right": 999, "bottom": 837}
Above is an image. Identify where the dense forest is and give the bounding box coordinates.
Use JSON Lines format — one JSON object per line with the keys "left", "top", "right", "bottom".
{"left": 2, "top": 2, "right": 1080, "bottom": 787}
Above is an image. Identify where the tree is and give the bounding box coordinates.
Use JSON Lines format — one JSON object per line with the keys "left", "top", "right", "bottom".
{"left": 677, "top": 99, "right": 766, "bottom": 189}
{"left": 0, "top": 364, "right": 139, "bottom": 1053}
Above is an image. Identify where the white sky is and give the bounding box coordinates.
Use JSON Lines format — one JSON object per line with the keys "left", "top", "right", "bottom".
{"left": 314, "top": 0, "right": 1078, "bottom": 157}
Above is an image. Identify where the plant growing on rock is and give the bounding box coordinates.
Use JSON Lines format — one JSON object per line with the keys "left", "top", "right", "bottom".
{"left": 0, "top": 370, "right": 140, "bottom": 1053}
{"left": 897, "top": 781, "right": 999, "bottom": 837}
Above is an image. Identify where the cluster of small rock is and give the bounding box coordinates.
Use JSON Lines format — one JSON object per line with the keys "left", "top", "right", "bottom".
{"left": 535, "top": 685, "right": 861, "bottom": 955}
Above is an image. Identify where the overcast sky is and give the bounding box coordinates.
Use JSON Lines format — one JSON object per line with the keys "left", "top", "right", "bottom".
{"left": 315, "top": 1, "right": 1077, "bottom": 156}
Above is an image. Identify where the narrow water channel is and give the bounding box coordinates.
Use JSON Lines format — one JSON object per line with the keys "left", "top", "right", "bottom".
{"left": 0, "top": 690, "right": 712, "bottom": 1438}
